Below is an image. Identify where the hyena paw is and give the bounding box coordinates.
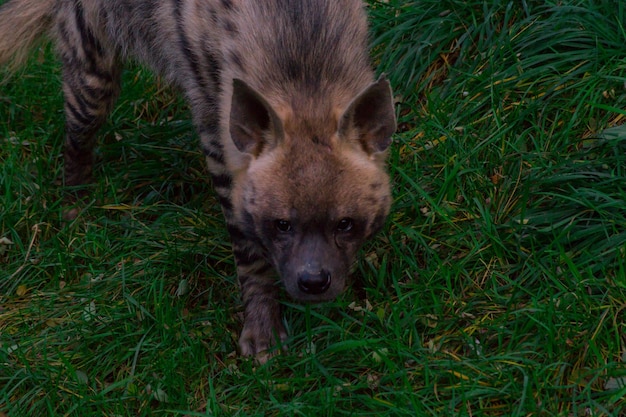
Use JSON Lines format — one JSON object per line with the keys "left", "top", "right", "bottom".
{"left": 238, "top": 321, "right": 288, "bottom": 364}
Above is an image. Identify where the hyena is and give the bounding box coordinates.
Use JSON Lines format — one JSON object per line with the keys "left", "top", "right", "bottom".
{"left": 0, "top": 0, "right": 396, "bottom": 360}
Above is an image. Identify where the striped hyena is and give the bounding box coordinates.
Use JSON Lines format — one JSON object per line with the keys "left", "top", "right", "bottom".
{"left": 0, "top": 0, "right": 396, "bottom": 360}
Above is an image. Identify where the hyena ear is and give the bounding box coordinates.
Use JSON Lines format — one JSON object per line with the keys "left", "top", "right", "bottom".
{"left": 230, "top": 78, "right": 284, "bottom": 156}
{"left": 338, "top": 75, "right": 396, "bottom": 154}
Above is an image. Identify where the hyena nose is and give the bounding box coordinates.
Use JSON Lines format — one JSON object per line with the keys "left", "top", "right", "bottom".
{"left": 297, "top": 269, "right": 331, "bottom": 295}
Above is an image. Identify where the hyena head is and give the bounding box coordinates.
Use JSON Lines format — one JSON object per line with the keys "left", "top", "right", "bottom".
{"left": 230, "top": 76, "right": 396, "bottom": 302}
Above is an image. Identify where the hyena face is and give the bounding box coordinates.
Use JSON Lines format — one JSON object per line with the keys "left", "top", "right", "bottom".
{"left": 236, "top": 149, "right": 391, "bottom": 302}
{"left": 230, "top": 77, "right": 395, "bottom": 303}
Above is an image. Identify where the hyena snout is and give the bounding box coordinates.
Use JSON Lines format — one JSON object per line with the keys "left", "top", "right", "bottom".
{"left": 297, "top": 264, "right": 332, "bottom": 295}
{"left": 280, "top": 237, "right": 349, "bottom": 301}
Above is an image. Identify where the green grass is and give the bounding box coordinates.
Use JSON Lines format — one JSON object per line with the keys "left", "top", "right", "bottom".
{"left": 1, "top": 0, "right": 626, "bottom": 415}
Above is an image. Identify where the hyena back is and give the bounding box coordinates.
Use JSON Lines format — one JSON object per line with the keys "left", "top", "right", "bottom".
{"left": 0, "top": 0, "right": 396, "bottom": 360}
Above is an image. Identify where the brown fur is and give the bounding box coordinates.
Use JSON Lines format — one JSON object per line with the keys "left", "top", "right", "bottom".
{"left": 0, "top": 0, "right": 396, "bottom": 361}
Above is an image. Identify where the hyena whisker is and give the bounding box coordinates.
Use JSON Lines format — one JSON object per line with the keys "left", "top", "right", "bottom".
{"left": 0, "top": 0, "right": 396, "bottom": 361}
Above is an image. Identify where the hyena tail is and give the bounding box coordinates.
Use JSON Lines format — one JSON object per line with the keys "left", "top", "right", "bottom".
{"left": 0, "top": 0, "right": 55, "bottom": 75}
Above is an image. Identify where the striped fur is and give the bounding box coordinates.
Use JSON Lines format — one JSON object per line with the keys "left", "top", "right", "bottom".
{"left": 0, "top": 0, "right": 396, "bottom": 361}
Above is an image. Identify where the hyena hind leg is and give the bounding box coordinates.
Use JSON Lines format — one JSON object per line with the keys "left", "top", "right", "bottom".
{"left": 55, "top": 5, "right": 122, "bottom": 204}
{"left": 61, "top": 62, "right": 121, "bottom": 191}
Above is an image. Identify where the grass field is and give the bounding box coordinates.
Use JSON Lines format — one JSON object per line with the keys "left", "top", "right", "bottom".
{"left": 1, "top": 0, "right": 626, "bottom": 416}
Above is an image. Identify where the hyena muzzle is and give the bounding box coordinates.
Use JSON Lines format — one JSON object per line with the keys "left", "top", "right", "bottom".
{"left": 0, "top": 0, "right": 396, "bottom": 360}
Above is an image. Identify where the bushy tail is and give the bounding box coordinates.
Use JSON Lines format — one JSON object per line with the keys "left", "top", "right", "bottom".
{"left": 0, "top": 0, "right": 55, "bottom": 73}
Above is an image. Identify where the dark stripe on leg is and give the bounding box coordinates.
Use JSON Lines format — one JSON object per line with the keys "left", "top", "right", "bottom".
{"left": 217, "top": 194, "right": 233, "bottom": 211}
{"left": 212, "top": 173, "right": 232, "bottom": 189}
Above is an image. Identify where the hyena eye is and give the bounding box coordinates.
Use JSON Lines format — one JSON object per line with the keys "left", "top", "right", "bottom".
{"left": 336, "top": 218, "right": 354, "bottom": 232}
{"left": 275, "top": 220, "right": 292, "bottom": 233}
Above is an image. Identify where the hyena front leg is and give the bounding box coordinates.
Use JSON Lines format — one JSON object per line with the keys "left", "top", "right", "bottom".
{"left": 235, "top": 242, "right": 287, "bottom": 361}
{"left": 200, "top": 129, "right": 286, "bottom": 361}
{"left": 56, "top": 3, "right": 121, "bottom": 195}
